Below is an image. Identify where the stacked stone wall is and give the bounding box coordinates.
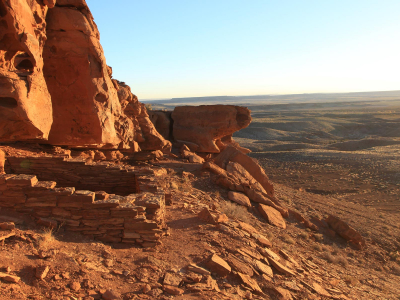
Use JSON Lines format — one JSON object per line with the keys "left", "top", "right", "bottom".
{"left": 5, "top": 156, "right": 166, "bottom": 195}
{"left": 0, "top": 173, "right": 166, "bottom": 247}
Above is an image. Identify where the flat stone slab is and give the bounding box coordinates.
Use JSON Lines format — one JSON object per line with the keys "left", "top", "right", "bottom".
{"left": 258, "top": 204, "right": 286, "bottom": 229}
{"left": 206, "top": 254, "right": 231, "bottom": 277}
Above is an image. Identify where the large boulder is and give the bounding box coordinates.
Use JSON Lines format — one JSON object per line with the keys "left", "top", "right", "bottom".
{"left": 171, "top": 105, "right": 251, "bottom": 153}
{"left": 0, "top": 0, "right": 53, "bottom": 142}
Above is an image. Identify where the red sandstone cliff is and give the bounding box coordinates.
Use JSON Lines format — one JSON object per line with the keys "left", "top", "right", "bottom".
{"left": 0, "top": 0, "right": 53, "bottom": 141}
{"left": 0, "top": 0, "right": 171, "bottom": 153}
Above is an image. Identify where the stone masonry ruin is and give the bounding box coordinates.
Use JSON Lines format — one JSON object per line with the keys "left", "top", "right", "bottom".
{"left": 0, "top": 152, "right": 168, "bottom": 248}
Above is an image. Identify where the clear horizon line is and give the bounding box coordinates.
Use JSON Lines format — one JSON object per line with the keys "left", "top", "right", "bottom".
{"left": 140, "top": 89, "right": 400, "bottom": 101}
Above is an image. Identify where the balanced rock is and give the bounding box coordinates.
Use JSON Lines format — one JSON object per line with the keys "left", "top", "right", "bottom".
{"left": 172, "top": 105, "right": 251, "bottom": 153}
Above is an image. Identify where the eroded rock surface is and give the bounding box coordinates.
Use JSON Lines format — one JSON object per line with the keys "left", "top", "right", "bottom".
{"left": 0, "top": 0, "right": 53, "bottom": 141}
{"left": 0, "top": 0, "right": 171, "bottom": 153}
{"left": 43, "top": 3, "right": 122, "bottom": 147}
{"left": 171, "top": 105, "right": 251, "bottom": 153}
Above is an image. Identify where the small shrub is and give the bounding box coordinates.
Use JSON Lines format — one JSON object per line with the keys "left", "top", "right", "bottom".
{"left": 220, "top": 201, "right": 249, "bottom": 222}
{"left": 336, "top": 256, "right": 349, "bottom": 267}
{"left": 299, "top": 232, "right": 309, "bottom": 240}
{"left": 281, "top": 234, "right": 295, "bottom": 245}
{"left": 313, "top": 243, "right": 323, "bottom": 252}
{"left": 331, "top": 244, "right": 340, "bottom": 255}
{"left": 37, "top": 228, "right": 55, "bottom": 250}
{"left": 313, "top": 233, "right": 324, "bottom": 242}
{"left": 321, "top": 251, "right": 336, "bottom": 263}
{"left": 343, "top": 275, "right": 358, "bottom": 286}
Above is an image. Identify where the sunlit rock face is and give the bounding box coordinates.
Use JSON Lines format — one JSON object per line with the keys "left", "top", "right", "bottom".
{"left": 116, "top": 81, "right": 172, "bottom": 153}
{"left": 0, "top": 0, "right": 172, "bottom": 152}
{"left": 0, "top": 0, "right": 53, "bottom": 142}
{"left": 43, "top": 3, "right": 122, "bottom": 147}
{"left": 171, "top": 105, "right": 252, "bottom": 153}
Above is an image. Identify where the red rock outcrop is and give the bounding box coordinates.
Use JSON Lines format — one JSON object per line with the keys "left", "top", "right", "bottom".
{"left": 148, "top": 110, "right": 172, "bottom": 140}
{"left": 0, "top": 149, "right": 5, "bottom": 174}
{"left": 171, "top": 105, "right": 251, "bottom": 153}
{"left": 116, "top": 81, "right": 171, "bottom": 152}
{"left": 43, "top": 2, "right": 122, "bottom": 147}
{"left": 214, "top": 145, "right": 274, "bottom": 196}
{"left": 326, "top": 215, "right": 366, "bottom": 249}
{"left": 0, "top": 0, "right": 53, "bottom": 141}
{"left": 0, "top": 0, "right": 171, "bottom": 153}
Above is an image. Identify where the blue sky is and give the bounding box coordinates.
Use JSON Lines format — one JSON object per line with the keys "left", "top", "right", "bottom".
{"left": 86, "top": 0, "right": 400, "bottom": 99}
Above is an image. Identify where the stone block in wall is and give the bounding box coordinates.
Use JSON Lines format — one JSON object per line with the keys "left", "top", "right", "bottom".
{"left": 54, "top": 187, "right": 75, "bottom": 196}
{"left": 24, "top": 189, "right": 57, "bottom": 198}
{"left": 52, "top": 207, "right": 72, "bottom": 218}
{"left": 1, "top": 189, "right": 25, "bottom": 198}
{"left": 90, "top": 199, "right": 120, "bottom": 209}
{"left": 124, "top": 220, "right": 159, "bottom": 231}
{"left": 110, "top": 208, "right": 139, "bottom": 218}
{"left": 83, "top": 230, "right": 107, "bottom": 236}
{"left": 0, "top": 195, "right": 26, "bottom": 207}
{"left": 96, "top": 235, "right": 122, "bottom": 243}
{"left": 6, "top": 175, "right": 38, "bottom": 187}
{"left": 0, "top": 174, "right": 16, "bottom": 185}
{"left": 81, "top": 218, "right": 124, "bottom": 227}
{"left": 0, "top": 150, "right": 5, "bottom": 174}
{"left": 57, "top": 190, "right": 94, "bottom": 208}
{"left": 99, "top": 226, "right": 124, "bottom": 231}
{"left": 27, "top": 181, "right": 57, "bottom": 190}
{"left": 0, "top": 184, "right": 7, "bottom": 193}
{"left": 123, "top": 232, "right": 141, "bottom": 239}
{"left": 79, "top": 210, "right": 111, "bottom": 219}
{"left": 121, "top": 238, "right": 137, "bottom": 243}
{"left": 52, "top": 218, "right": 80, "bottom": 227}
{"left": 95, "top": 191, "right": 109, "bottom": 200}
{"left": 26, "top": 195, "right": 58, "bottom": 207}
{"left": 36, "top": 217, "right": 58, "bottom": 228}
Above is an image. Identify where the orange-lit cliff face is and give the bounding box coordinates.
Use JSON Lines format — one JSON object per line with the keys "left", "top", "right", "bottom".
{"left": 0, "top": 0, "right": 170, "bottom": 153}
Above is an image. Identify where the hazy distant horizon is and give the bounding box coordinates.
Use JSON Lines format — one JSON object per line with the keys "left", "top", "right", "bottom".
{"left": 141, "top": 89, "right": 400, "bottom": 102}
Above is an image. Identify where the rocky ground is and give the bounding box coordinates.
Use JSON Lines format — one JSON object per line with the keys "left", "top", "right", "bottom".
{"left": 1, "top": 144, "right": 400, "bottom": 300}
